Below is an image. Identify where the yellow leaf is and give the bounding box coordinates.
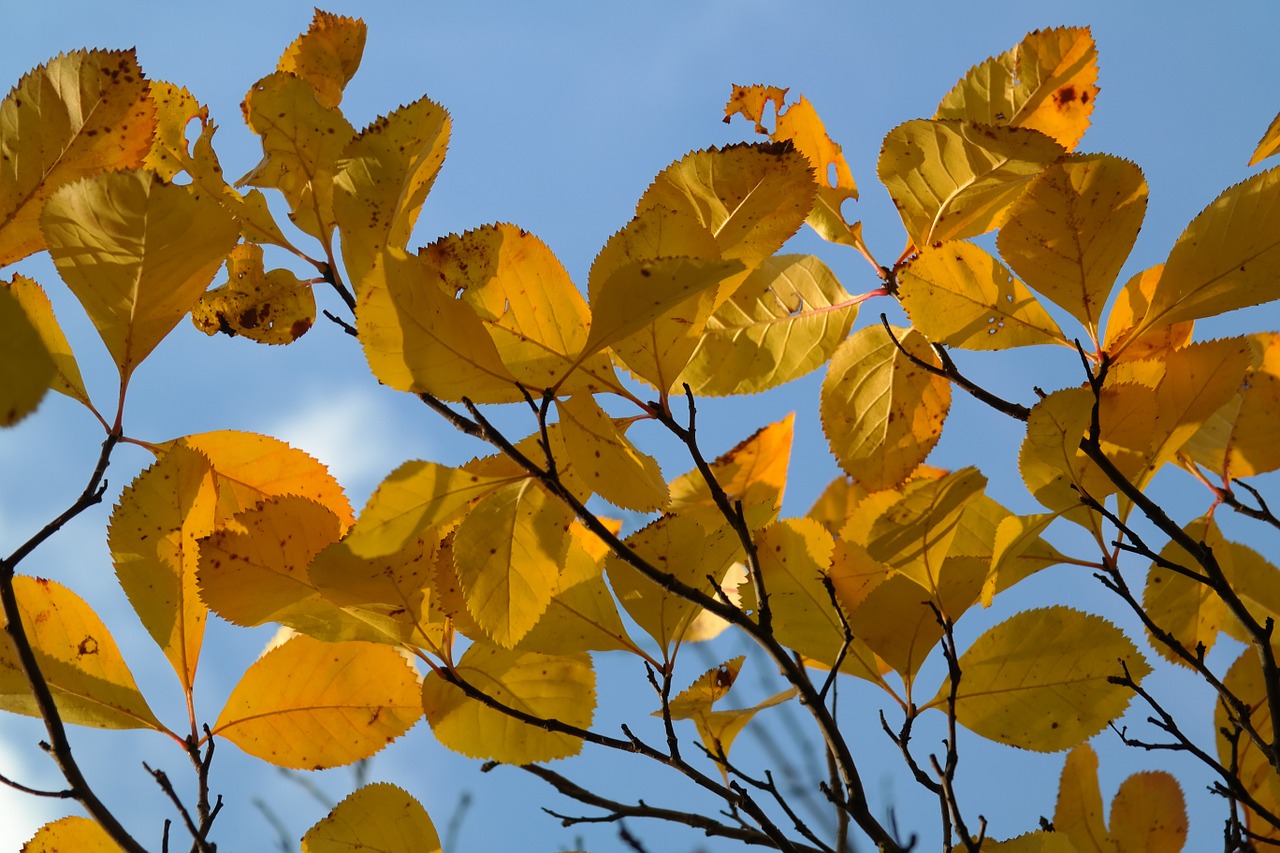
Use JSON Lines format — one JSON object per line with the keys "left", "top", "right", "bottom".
{"left": 939, "top": 606, "right": 1149, "bottom": 751}
{"left": 877, "top": 119, "right": 1064, "bottom": 249}
{"left": 192, "top": 242, "right": 314, "bottom": 344}
{"left": 213, "top": 635, "right": 420, "bottom": 769}
{"left": 41, "top": 169, "right": 239, "bottom": 382}
{"left": 983, "top": 511, "right": 1069, "bottom": 606}
{"left": 1184, "top": 332, "right": 1280, "bottom": 478}
{"left": 665, "top": 657, "right": 745, "bottom": 716}
{"left": 668, "top": 415, "right": 793, "bottom": 531}
{"left": 1249, "top": 110, "right": 1280, "bottom": 166}
{"left": 936, "top": 26, "right": 1099, "bottom": 150}
{"left": 605, "top": 515, "right": 741, "bottom": 649}
{"left": 3, "top": 275, "right": 90, "bottom": 410}
{"left": 692, "top": 689, "right": 798, "bottom": 770}
{"left": 977, "top": 831, "right": 1079, "bottom": 853}
{"left": 1217, "top": 541, "right": 1280, "bottom": 646}
{"left": 357, "top": 249, "right": 522, "bottom": 403}
{"left": 899, "top": 241, "right": 1065, "bottom": 349}
{"left": 1138, "top": 165, "right": 1280, "bottom": 334}
{"left": 1018, "top": 386, "right": 1109, "bottom": 530}
{"left": 1142, "top": 515, "right": 1229, "bottom": 666}
{"left": 109, "top": 444, "right": 216, "bottom": 692}
{"left": 174, "top": 430, "right": 354, "bottom": 530}
{"left": 0, "top": 577, "right": 160, "bottom": 730}
{"left": 1054, "top": 745, "right": 1109, "bottom": 853}
{"left": 806, "top": 475, "right": 865, "bottom": 536}
{"left": 430, "top": 529, "right": 489, "bottom": 641}
{"left": 198, "top": 495, "right": 385, "bottom": 643}
{"left": 557, "top": 393, "right": 667, "bottom": 512}
{"left": 301, "top": 783, "right": 441, "bottom": 853}
{"left": 422, "top": 642, "right": 593, "bottom": 763}
{"left": 21, "top": 816, "right": 124, "bottom": 853}
{"left": 277, "top": 10, "right": 367, "bottom": 109}
{"left": 335, "top": 95, "right": 450, "bottom": 287}
{"left": 420, "top": 224, "right": 614, "bottom": 393}
{"left": 1109, "top": 772, "right": 1188, "bottom": 853}
{"left": 238, "top": 71, "right": 356, "bottom": 241}
{"left": 723, "top": 84, "right": 789, "bottom": 133}
{"left": 998, "top": 155, "right": 1148, "bottom": 331}
{"left": 452, "top": 480, "right": 572, "bottom": 648}
{"left": 1216, "top": 652, "right": 1280, "bottom": 842}
{"left": 821, "top": 324, "right": 951, "bottom": 491}
{"left": 0, "top": 284, "right": 53, "bottom": 426}
{"left": 681, "top": 254, "right": 864, "bottom": 394}
{"left": 0, "top": 49, "right": 156, "bottom": 266}
{"left": 1102, "top": 265, "right": 1193, "bottom": 361}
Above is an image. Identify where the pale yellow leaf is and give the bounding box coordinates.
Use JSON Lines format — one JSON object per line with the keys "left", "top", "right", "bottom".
{"left": 302, "top": 782, "right": 441, "bottom": 853}
{"left": 0, "top": 577, "right": 160, "bottom": 730}
{"left": 213, "top": 635, "right": 420, "bottom": 769}
{"left": 21, "top": 816, "right": 125, "bottom": 853}
{"left": 422, "top": 642, "right": 593, "bottom": 763}
{"left": 277, "top": 10, "right": 367, "bottom": 109}
{"left": 0, "top": 284, "right": 53, "bottom": 426}
{"left": 899, "top": 241, "right": 1065, "bottom": 349}
{"left": 821, "top": 324, "right": 950, "bottom": 491}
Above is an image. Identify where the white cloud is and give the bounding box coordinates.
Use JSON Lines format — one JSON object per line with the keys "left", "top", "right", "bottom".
{"left": 0, "top": 733, "right": 60, "bottom": 849}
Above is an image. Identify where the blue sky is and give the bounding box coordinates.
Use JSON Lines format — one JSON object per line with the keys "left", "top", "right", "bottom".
{"left": 3, "top": 1, "right": 1280, "bottom": 851}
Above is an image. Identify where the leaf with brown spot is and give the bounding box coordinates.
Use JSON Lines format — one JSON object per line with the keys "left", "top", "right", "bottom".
{"left": 192, "top": 242, "right": 315, "bottom": 344}
{"left": 277, "top": 10, "right": 367, "bottom": 109}
{"left": 301, "top": 783, "right": 441, "bottom": 853}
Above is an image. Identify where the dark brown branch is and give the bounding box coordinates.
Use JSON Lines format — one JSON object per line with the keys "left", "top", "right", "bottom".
{"left": 144, "top": 763, "right": 214, "bottom": 853}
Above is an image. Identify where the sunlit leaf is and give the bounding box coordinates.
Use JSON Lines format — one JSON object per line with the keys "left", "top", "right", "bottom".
{"left": 1109, "top": 772, "right": 1188, "bottom": 853}
{"left": 557, "top": 393, "right": 667, "bottom": 512}
{"left": 877, "top": 119, "right": 1064, "bottom": 249}
{"left": 109, "top": 444, "right": 216, "bottom": 691}
{"left": 1102, "top": 265, "right": 1193, "bottom": 361}
{"left": 1184, "top": 332, "right": 1280, "bottom": 478}
{"left": 0, "top": 284, "right": 53, "bottom": 426}
{"left": 3, "top": 275, "right": 90, "bottom": 410}
{"left": 1018, "top": 386, "right": 1109, "bottom": 530}
{"left": 277, "top": 9, "right": 366, "bottom": 109}
{"left": 668, "top": 415, "right": 793, "bottom": 531}
{"left": 301, "top": 783, "right": 441, "bottom": 853}
{"left": 821, "top": 324, "right": 950, "bottom": 491}
{"left": 681, "top": 254, "right": 865, "bottom": 394}
{"left": 0, "top": 49, "right": 155, "bottom": 266}
{"left": 1054, "top": 745, "right": 1108, "bottom": 853}
{"left": 865, "top": 468, "right": 986, "bottom": 592}
{"left": 41, "top": 169, "right": 239, "bottom": 382}
{"left": 898, "top": 241, "right": 1065, "bottom": 349}
{"left": 192, "top": 242, "right": 315, "bottom": 344}
{"left": 1249, "top": 110, "right": 1280, "bottom": 166}
{"left": 213, "top": 635, "right": 420, "bottom": 769}
{"left": 1217, "top": 540, "right": 1280, "bottom": 646}
{"left": 998, "top": 155, "right": 1148, "bottom": 331}
{"left": 939, "top": 606, "right": 1149, "bottom": 751}
{"left": 0, "top": 577, "right": 160, "bottom": 730}
{"left": 1142, "top": 515, "right": 1228, "bottom": 666}
{"left": 983, "top": 510, "right": 1069, "bottom": 606}
{"left": 422, "top": 642, "right": 593, "bottom": 763}
{"left": 936, "top": 26, "right": 1099, "bottom": 150}
{"left": 335, "top": 95, "right": 450, "bottom": 287}
{"left": 806, "top": 475, "right": 865, "bottom": 536}
{"left": 1216, "top": 651, "right": 1280, "bottom": 843}
{"left": 21, "top": 816, "right": 124, "bottom": 853}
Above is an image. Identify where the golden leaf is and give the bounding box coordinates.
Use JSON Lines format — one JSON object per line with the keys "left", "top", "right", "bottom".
{"left": 1142, "top": 515, "right": 1229, "bottom": 665}
{"left": 3, "top": 275, "right": 90, "bottom": 410}
{"left": 0, "top": 284, "right": 53, "bottom": 426}
{"left": 1216, "top": 652, "right": 1280, "bottom": 843}
{"left": 21, "top": 817, "right": 124, "bottom": 853}
{"left": 557, "top": 393, "right": 667, "bottom": 512}
{"left": 1249, "top": 110, "right": 1280, "bottom": 166}
{"left": 1184, "top": 332, "right": 1280, "bottom": 478}
{"left": 977, "top": 831, "right": 1078, "bottom": 852}
{"left": 277, "top": 10, "right": 367, "bottom": 109}
{"left": 0, "top": 49, "right": 156, "bottom": 266}
{"left": 192, "top": 242, "right": 314, "bottom": 344}
{"left": 213, "top": 635, "right": 421, "bottom": 769}
{"left": 1054, "top": 745, "right": 1108, "bottom": 853}
{"left": 0, "top": 577, "right": 160, "bottom": 730}
{"left": 1102, "top": 265, "right": 1193, "bottom": 361}
{"left": 821, "top": 324, "right": 950, "bottom": 491}
{"left": 983, "top": 511, "right": 1068, "bottom": 607}
{"left": 422, "top": 643, "right": 593, "bottom": 763}
{"left": 938, "top": 606, "right": 1149, "bottom": 751}
{"left": 998, "top": 155, "right": 1148, "bottom": 332}
{"left": 899, "top": 241, "right": 1065, "bottom": 349}
{"left": 41, "top": 170, "right": 239, "bottom": 383}
{"left": 109, "top": 444, "right": 217, "bottom": 691}
{"left": 301, "top": 783, "right": 441, "bottom": 853}
{"left": 1108, "top": 772, "right": 1188, "bottom": 853}
{"left": 936, "top": 26, "right": 1099, "bottom": 150}
{"left": 668, "top": 415, "right": 793, "bottom": 531}
{"left": 681, "top": 254, "right": 863, "bottom": 395}
{"left": 877, "top": 119, "right": 1064, "bottom": 249}
{"left": 806, "top": 475, "right": 865, "bottom": 536}
{"left": 335, "top": 96, "right": 450, "bottom": 287}
{"left": 1217, "top": 541, "right": 1280, "bottom": 646}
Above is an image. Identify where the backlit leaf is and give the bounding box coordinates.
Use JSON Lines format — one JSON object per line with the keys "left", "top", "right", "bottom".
{"left": 877, "top": 119, "right": 1064, "bottom": 249}
{"left": 301, "top": 783, "right": 441, "bottom": 853}
{"left": 358, "top": 249, "right": 522, "bottom": 402}
{"left": 335, "top": 96, "right": 450, "bottom": 287}
{"left": 1109, "top": 772, "right": 1188, "bottom": 853}
{"left": 983, "top": 510, "right": 1069, "bottom": 606}
{"left": 453, "top": 480, "right": 572, "bottom": 648}
{"left": 1018, "top": 386, "right": 1108, "bottom": 530}
{"left": 109, "top": 444, "right": 216, "bottom": 691}
{"left": 557, "top": 393, "right": 668, "bottom": 512}
{"left": 422, "top": 642, "right": 593, "bottom": 763}
{"left": 1054, "top": 745, "right": 1108, "bottom": 853}
{"left": 277, "top": 10, "right": 366, "bottom": 109}
{"left": 866, "top": 468, "right": 986, "bottom": 593}
{"left": 668, "top": 415, "right": 793, "bottom": 531}
{"left": 898, "top": 241, "right": 1065, "bottom": 349}
{"left": 213, "top": 635, "right": 421, "bottom": 769}
{"left": 3, "top": 275, "right": 90, "bottom": 410}
{"left": 978, "top": 831, "right": 1078, "bottom": 853}
{"left": 1217, "top": 541, "right": 1280, "bottom": 646}
{"left": 806, "top": 475, "right": 865, "bottom": 535}
{"left": 41, "top": 169, "right": 239, "bottom": 382}
{"left": 21, "top": 816, "right": 124, "bottom": 853}
{"left": 1184, "top": 332, "right": 1280, "bottom": 478}
{"left": 0, "top": 49, "right": 155, "bottom": 266}
{"left": 1249, "top": 110, "right": 1280, "bottom": 166}
{"left": 1142, "top": 515, "right": 1228, "bottom": 665}
{"left": 940, "top": 606, "right": 1148, "bottom": 751}
{"left": 936, "top": 27, "right": 1099, "bottom": 150}
{"left": 192, "top": 242, "right": 314, "bottom": 344}
{"left": 998, "top": 155, "right": 1148, "bottom": 331}
{"left": 1102, "top": 265, "right": 1193, "bottom": 361}
{"left": 0, "top": 577, "right": 160, "bottom": 730}
{"left": 1215, "top": 652, "right": 1280, "bottom": 842}
{"left": 681, "top": 254, "right": 864, "bottom": 394}
{"left": 821, "top": 324, "right": 950, "bottom": 491}
{"left": 0, "top": 284, "right": 53, "bottom": 426}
